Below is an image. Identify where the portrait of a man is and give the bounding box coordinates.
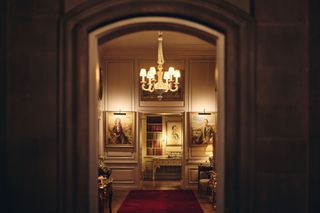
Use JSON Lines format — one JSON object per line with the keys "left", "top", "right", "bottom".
{"left": 190, "top": 112, "right": 216, "bottom": 146}
{"left": 105, "top": 112, "right": 135, "bottom": 147}
{"left": 198, "top": 118, "right": 215, "bottom": 144}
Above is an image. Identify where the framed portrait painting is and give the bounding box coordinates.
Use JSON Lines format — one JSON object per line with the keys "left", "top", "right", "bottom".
{"left": 105, "top": 111, "right": 135, "bottom": 147}
{"left": 190, "top": 112, "right": 217, "bottom": 146}
{"left": 166, "top": 122, "right": 182, "bottom": 146}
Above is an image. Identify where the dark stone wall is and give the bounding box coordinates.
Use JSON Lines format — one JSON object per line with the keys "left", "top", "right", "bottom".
{"left": 309, "top": 0, "right": 320, "bottom": 212}
{"left": 225, "top": 0, "right": 251, "bottom": 12}
{"left": 0, "top": 0, "right": 7, "bottom": 208}
{"left": 4, "top": 0, "right": 60, "bottom": 212}
{"left": 254, "top": 0, "right": 309, "bottom": 212}
{"left": 64, "top": 0, "right": 85, "bottom": 12}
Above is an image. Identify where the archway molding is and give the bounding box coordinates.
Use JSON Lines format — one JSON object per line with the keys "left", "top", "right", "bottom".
{"left": 60, "top": 1, "right": 254, "bottom": 213}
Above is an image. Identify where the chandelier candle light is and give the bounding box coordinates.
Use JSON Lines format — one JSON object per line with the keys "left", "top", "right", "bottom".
{"left": 139, "top": 31, "right": 181, "bottom": 101}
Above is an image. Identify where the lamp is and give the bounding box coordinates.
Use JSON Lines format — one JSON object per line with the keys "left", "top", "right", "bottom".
{"left": 139, "top": 31, "right": 180, "bottom": 100}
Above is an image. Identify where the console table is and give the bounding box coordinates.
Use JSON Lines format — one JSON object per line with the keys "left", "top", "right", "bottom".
{"left": 152, "top": 158, "right": 182, "bottom": 180}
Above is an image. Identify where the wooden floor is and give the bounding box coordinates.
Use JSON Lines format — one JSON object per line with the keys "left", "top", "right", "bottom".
{"left": 109, "top": 180, "right": 216, "bottom": 213}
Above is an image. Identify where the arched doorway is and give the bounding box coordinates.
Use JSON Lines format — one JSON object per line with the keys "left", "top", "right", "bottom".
{"left": 91, "top": 18, "right": 224, "bottom": 211}
{"left": 60, "top": 1, "right": 254, "bottom": 213}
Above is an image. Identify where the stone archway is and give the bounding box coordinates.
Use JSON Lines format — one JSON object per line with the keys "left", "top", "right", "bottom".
{"left": 60, "top": 1, "right": 254, "bottom": 213}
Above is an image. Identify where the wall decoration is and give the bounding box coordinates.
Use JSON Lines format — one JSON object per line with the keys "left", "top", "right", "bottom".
{"left": 105, "top": 111, "right": 135, "bottom": 147}
{"left": 166, "top": 121, "right": 182, "bottom": 146}
{"left": 139, "top": 69, "right": 184, "bottom": 105}
{"left": 190, "top": 112, "right": 216, "bottom": 146}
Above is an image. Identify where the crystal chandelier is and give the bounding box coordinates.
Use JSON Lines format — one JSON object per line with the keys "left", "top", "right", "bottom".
{"left": 139, "top": 31, "right": 181, "bottom": 100}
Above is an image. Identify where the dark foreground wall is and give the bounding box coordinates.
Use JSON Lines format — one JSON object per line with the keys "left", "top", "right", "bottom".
{"left": 2, "top": 0, "right": 319, "bottom": 212}
{"left": 0, "top": 0, "right": 7, "bottom": 208}
{"left": 254, "top": 1, "right": 309, "bottom": 212}
{"left": 3, "top": 0, "right": 60, "bottom": 212}
{"left": 309, "top": 0, "right": 320, "bottom": 212}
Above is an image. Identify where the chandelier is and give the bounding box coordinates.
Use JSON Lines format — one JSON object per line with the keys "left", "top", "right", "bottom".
{"left": 139, "top": 31, "right": 181, "bottom": 100}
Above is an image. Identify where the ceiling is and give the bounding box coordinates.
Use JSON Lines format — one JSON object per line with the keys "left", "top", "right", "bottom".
{"left": 99, "top": 30, "right": 216, "bottom": 53}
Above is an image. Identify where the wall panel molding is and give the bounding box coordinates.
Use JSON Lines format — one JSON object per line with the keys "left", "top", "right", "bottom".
{"left": 104, "top": 59, "right": 134, "bottom": 111}
{"left": 109, "top": 167, "right": 136, "bottom": 184}
{"left": 105, "top": 150, "right": 135, "bottom": 159}
{"left": 188, "top": 167, "right": 198, "bottom": 184}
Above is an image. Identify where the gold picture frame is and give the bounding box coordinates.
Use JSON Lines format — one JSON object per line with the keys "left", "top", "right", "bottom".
{"left": 189, "top": 112, "right": 217, "bottom": 146}
{"left": 105, "top": 111, "right": 135, "bottom": 147}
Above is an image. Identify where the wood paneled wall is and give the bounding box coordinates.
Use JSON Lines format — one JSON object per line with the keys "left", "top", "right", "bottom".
{"left": 100, "top": 49, "right": 217, "bottom": 113}
{"left": 100, "top": 48, "right": 216, "bottom": 188}
{"left": 105, "top": 60, "right": 134, "bottom": 111}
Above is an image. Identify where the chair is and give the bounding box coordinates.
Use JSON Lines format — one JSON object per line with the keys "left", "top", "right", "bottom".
{"left": 198, "top": 164, "right": 213, "bottom": 193}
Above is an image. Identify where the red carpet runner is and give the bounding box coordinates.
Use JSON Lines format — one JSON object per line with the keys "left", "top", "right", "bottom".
{"left": 117, "top": 190, "right": 204, "bottom": 213}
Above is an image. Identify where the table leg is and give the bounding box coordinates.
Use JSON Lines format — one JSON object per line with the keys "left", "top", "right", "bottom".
{"left": 152, "top": 165, "right": 156, "bottom": 181}
{"left": 198, "top": 169, "right": 200, "bottom": 191}
{"left": 108, "top": 190, "right": 113, "bottom": 213}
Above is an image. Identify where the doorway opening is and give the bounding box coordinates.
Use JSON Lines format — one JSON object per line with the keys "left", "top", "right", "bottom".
{"left": 140, "top": 112, "right": 184, "bottom": 190}
{"left": 91, "top": 19, "right": 224, "bottom": 212}
{"left": 62, "top": 2, "right": 255, "bottom": 212}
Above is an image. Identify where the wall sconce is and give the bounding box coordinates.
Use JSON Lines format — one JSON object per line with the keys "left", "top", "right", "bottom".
{"left": 198, "top": 108, "right": 212, "bottom": 115}
{"left": 113, "top": 109, "right": 126, "bottom": 115}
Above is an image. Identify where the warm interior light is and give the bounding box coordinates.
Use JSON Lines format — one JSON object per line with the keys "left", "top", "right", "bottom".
{"left": 149, "top": 67, "right": 156, "bottom": 75}
{"left": 205, "top": 145, "right": 213, "bottom": 157}
{"left": 140, "top": 68, "right": 147, "bottom": 77}
{"left": 168, "top": 67, "right": 175, "bottom": 75}
{"left": 139, "top": 31, "right": 180, "bottom": 100}
{"left": 162, "top": 133, "right": 167, "bottom": 144}
{"left": 163, "top": 72, "right": 169, "bottom": 80}
{"left": 174, "top": 70, "right": 181, "bottom": 78}
{"left": 147, "top": 72, "right": 154, "bottom": 79}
